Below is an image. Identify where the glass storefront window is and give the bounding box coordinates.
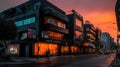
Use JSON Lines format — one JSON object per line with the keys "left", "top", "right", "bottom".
{"left": 34, "top": 42, "right": 58, "bottom": 56}
{"left": 71, "top": 46, "right": 78, "bottom": 53}
{"left": 61, "top": 46, "right": 69, "bottom": 54}
{"left": 8, "top": 44, "right": 20, "bottom": 55}
{"left": 20, "top": 32, "right": 27, "bottom": 40}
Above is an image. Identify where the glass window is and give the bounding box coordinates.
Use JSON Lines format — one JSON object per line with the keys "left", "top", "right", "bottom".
{"left": 15, "top": 17, "right": 35, "bottom": 27}
{"left": 34, "top": 43, "right": 58, "bottom": 56}
{"left": 8, "top": 44, "right": 20, "bottom": 55}
{"left": 42, "top": 31, "right": 63, "bottom": 40}
{"left": 42, "top": 31, "right": 49, "bottom": 38}
{"left": 75, "top": 30, "right": 82, "bottom": 38}
{"left": 48, "top": 18, "right": 57, "bottom": 26}
{"left": 45, "top": 16, "right": 66, "bottom": 29}
{"left": 15, "top": 21, "right": 23, "bottom": 26}
{"left": 30, "top": 17, "right": 35, "bottom": 23}
{"left": 24, "top": 19, "right": 29, "bottom": 25}
{"left": 76, "top": 18, "right": 82, "bottom": 27}
{"left": 20, "top": 32, "right": 27, "bottom": 40}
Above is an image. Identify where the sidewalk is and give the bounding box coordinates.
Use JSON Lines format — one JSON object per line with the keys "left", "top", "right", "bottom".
{"left": 110, "top": 56, "right": 120, "bottom": 67}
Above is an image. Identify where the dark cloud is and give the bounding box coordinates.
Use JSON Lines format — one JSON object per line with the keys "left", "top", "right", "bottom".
{"left": 0, "top": 0, "right": 116, "bottom": 13}
{"left": 0, "top": 0, "right": 28, "bottom": 12}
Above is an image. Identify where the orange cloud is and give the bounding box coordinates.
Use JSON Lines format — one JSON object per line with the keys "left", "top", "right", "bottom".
{"left": 81, "top": 10, "right": 117, "bottom": 41}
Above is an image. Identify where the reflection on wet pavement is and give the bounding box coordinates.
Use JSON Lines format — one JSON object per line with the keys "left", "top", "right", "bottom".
{"left": 0, "top": 54, "right": 115, "bottom": 67}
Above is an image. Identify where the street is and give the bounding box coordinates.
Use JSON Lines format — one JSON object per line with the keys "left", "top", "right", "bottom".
{"left": 0, "top": 54, "right": 115, "bottom": 67}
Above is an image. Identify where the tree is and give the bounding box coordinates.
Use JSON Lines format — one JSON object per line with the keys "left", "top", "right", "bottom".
{"left": 0, "top": 19, "right": 17, "bottom": 40}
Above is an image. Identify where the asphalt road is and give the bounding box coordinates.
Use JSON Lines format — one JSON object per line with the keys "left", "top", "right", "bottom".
{"left": 0, "top": 54, "right": 115, "bottom": 67}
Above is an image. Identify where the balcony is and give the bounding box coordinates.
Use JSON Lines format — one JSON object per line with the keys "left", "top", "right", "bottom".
{"left": 44, "top": 24, "right": 69, "bottom": 34}
{"left": 75, "top": 26, "right": 83, "bottom": 32}
{"left": 44, "top": 6, "right": 69, "bottom": 22}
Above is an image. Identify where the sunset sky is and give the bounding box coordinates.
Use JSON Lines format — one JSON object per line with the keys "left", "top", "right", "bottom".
{"left": 0, "top": 0, "right": 117, "bottom": 41}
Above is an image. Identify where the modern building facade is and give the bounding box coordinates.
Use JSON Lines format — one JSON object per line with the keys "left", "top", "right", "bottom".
{"left": 100, "top": 32, "right": 113, "bottom": 52}
{"left": 83, "top": 21, "right": 96, "bottom": 53}
{"left": 67, "top": 10, "right": 84, "bottom": 54}
{"left": 0, "top": 0, "right": 69, "bottom": 57}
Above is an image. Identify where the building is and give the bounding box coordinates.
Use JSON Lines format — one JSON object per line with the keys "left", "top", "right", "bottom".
{"left": 83, "top": 21, "right": 96, "bottom": 53}
{"left": 115, "top": 0, "right": 120, "bottom": 31}
{"left": 115, "top": 0, "right": 120, "bottom": 45}
{"left": 67, "top": 10, "right": 84, "bottom": 54}
{"left": 0, "top": 41, "right": 6, "bottom": 56}
{"left": 95, "top": 28, "right": 101, "bottom": 41}
{"left": 0, "top": 0, "right": 69, "bottom": 57}
{"left": 100, "top": 32, "right": 113, "bottom": 52}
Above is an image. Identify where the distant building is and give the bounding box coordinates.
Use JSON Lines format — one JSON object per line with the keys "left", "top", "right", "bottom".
{"left": 67, "top": 10, "right": 84, "bottom": 54}
{"left": 0, "top": 0, "right": 69, "bottom": 57}
{"left": 100, "top": 32, "right": 113, "bottom": 52}
{"left": 83, "top": 21, "right": 96, "bottom": 53}
{"left": 95, "top": 28, "right": 101, "bottom": 41}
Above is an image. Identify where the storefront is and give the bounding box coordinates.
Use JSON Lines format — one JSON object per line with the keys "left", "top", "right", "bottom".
{"left": 83, "top": 42, "right": 96, "bottom": 54}
{"left": 34, "top": 42, "right": 58, "bottom": 56}
{"left": 61, "top": 46, "right": 69, "bottom": 55}
{"left": 71, "top": 46, "right": 79, "bottom": 54}
{"left": 7, "top": 44, "right": 20, "bottom": 56}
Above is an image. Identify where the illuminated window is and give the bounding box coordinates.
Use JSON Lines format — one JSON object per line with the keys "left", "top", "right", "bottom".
{"left": 20, "top": 32, "right": 27, "bottom": 40}
{"left": 15, "top": 17, "right": 35, "bottom": 27}
{"left": 71, "top": 46, "right": 78, "bottom": 53}
{"left": 58, "top": 21, "right": 66, "bottom": 29}
{"left": 75, "top": 30, "right": 82, "bottom": 38}
{"left": 45, "top": 16, "right": 66, "bottom": 29}
{"left": 87, "top": 33, "right": 95, "bottom": 40}
{"left": 83, "top": 42, "right": 89, "bottom": 46}
{"left": 15, "top": 21, "right": 23, "bottom": 27}
{"left": 61, "top": 46, "right": 69, "bottom": 54}
{"left": 42, "top": 31, "right": 64, "bottom": 40}
{"left": 8, "top": 44, "right": 20, "bottom": 55}
{"left": 34, "top": 42, "right": 58, "bottom": 56}
{"left": 75, "top": 18, "right": 82, "bottom": 27}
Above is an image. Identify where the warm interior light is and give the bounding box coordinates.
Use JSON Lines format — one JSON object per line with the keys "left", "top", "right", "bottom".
{"left": 8, "top": 44, "right": 19, "bottom": 55}
{"left": 83, "top": 42, "right": 89, "bottom": 47}
{"left": 71, "top": 46, "right": 78, "bottom": 53}
{"left": 34, "top": 42, "right": 58, "bottom": 56}
{"left": 61, "top": 46, "right": 69, "bottom": 54}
